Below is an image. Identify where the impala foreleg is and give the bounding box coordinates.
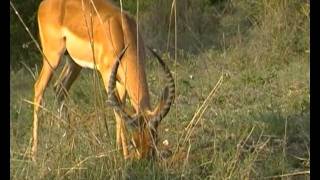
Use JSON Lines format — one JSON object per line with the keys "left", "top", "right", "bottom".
{"left": 114, "top": 82, "right": 130, "bottom": 158}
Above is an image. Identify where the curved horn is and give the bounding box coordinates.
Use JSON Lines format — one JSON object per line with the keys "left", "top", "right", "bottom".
{"left": 147, "top": 47, "right": 175, "bottom": 128}
{"left": 107, "top": 45, "right": 139, "bottom": 128}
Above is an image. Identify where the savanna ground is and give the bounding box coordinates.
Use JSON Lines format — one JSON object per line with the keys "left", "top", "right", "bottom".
{"left": 10, "top": 0, "right": 310, "bottom": 179}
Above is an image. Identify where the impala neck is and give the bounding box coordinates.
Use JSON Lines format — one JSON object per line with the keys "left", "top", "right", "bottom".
{"left": 116, "top": 20, "right": 151, "bottom": 114}
{"left": 117, "top": 54, "right": 151, "bottom": 113}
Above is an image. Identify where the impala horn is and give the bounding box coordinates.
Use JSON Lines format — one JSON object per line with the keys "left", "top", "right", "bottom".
{"left": 147, "top": 47, "right": 175, "bottom": 129}
{"left": 107, "top": 45, "right": 139, "bottom": 128}
{"left": 107, "top": 46, "right": 175, "bottom": 129}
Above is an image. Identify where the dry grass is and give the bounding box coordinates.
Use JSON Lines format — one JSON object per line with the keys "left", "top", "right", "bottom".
{"left": 10, "top": 0, "right": 309, "bottom": 179}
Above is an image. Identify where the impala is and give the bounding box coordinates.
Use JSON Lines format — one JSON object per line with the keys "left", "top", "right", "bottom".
{"left": 32, "top": 0, "right": 175, "bottom": 161}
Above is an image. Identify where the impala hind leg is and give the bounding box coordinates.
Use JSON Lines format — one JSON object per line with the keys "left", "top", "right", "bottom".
{"left": 53, "top": 56, "right": 82, "bottom": 116}
{"left": 33, "top": 2, "right": 67, "bottom": 161}
{"left": 32, "top": 54, "right": 62, "bottom": 161}
{"left": 32, "top": 37, "right": 65, "bottom": 161}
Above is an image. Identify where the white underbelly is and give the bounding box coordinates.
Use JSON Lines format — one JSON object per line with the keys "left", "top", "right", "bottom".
{"left": 63, "top": 28, "right": 100, "bottom": 70}
{"left": 71, "top": 57, "right": 98, "bottom": 70}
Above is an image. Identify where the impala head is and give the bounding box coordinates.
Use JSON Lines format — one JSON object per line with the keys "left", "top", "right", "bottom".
{"left": 108, "top": 46, "right": 175, "bottom": 159}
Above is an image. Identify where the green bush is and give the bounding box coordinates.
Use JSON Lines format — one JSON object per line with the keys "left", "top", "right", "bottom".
{"left": 10, "top": 0, "right": 42, "bottom": 69}
{"left": 10, "top": 0, "right": 309, "bottom": 68}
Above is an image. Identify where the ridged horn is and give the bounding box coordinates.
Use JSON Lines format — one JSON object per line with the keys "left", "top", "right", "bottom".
{"left": 147, "top": 47, "right": 175, "bottom": 128}
{"left": 107, "top": 45, "right": 139, "bottom": 128}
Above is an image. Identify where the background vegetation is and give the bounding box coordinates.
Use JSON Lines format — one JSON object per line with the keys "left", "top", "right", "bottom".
{"left": 10, "top": 0, "right": 309, "bottom": 179}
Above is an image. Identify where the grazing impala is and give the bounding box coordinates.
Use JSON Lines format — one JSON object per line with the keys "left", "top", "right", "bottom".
{"left": 32, "top": 0, "right": 175, "bottom": 161}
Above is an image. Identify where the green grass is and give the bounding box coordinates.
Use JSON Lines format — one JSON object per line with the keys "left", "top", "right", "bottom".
{"left": 10, "top": 0, "right": 309, "bottom": 179}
